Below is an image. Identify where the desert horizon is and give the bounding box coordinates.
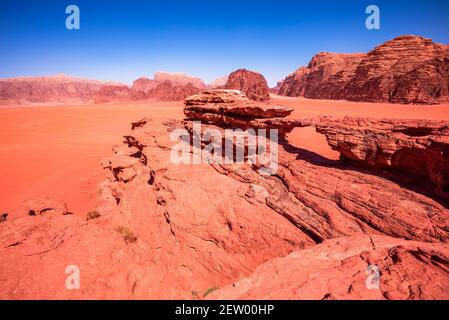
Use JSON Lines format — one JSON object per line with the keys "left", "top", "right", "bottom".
{"left": 1, "top": 1, "right": 449, "bottom": 314}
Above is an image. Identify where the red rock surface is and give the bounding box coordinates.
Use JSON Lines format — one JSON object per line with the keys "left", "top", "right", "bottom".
{"left": 209, "top": 234, "right": 449, "bottom": 300}
{"left": 314, "top": 117, "right": 449, "bottom": 202}
{"left": 225, "top": 69, "right": 271, "bottom": 102}
{"left": 278, "top": 35, "right": 449, "bottom": 104}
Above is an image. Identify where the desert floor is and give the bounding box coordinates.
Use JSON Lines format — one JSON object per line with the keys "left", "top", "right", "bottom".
{"left": 1, "top": 97, "right": 449, "bottom": 216}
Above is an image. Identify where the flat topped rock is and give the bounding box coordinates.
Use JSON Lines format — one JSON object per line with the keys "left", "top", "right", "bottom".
{"left": 185, "top": 89, "right": 249, "bottom": 105}
{"left": 185, "top": 89, "right": 293, "bottom": 118}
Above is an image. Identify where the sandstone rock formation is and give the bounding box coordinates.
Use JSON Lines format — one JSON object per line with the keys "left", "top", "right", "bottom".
{"left": 344, "top": 36, "right": 449, "bottom": 104}
{"left": 184, "top": 90, "right": 309, "bottom": 138}
{"left": 0, "top": 74, "right": 113, "bottom": 104}
{"left": 278, "top": 35, "right": 449, "bottom": 104}
{"left": 131, "top": 77, "right": 160, "bottom": 93}
{"left": 0, "top": 72, "right": 207, "bottom": 105}
{"left": 131, "top": 73, "right": 205, "bottom": 102}
{"left": 225, "top": 69, "right": 271, "bottom": 102}
{"left": 154, "top": 72, "right": 206, "bottom": 89}
{"left": 314, "top": 117, "right": 449, "bottom": 202}
{"left": 147, "top": 81, "right": 202, "bottom": 102}
{"left": 209, "top": 234, "right": 449, "bottom": 300}
{"left": 278, "top": 53, "right": 365, "bottom": 99}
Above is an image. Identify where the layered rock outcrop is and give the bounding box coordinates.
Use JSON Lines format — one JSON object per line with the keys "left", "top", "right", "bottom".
{"left": 278, "top": 35, "right": 449, "bottom": 104}
{"left": 184, "top": 90, "right": 307, "bottom": 138}
{"left": 278, "top": 53, "right": 365, "bottom": 99}
{"left": 225, "top": 69, "right": 271, "bottom": 102}
{"left": 314, "top": 117, "right": 449, "bottom": 201}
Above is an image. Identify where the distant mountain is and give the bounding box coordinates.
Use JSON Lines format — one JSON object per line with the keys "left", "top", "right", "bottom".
{"left": 0, "top": 74, "right": 121, "bottom": 104}
{"left": 0, "top": 72, "right": 207, "bottom": 105}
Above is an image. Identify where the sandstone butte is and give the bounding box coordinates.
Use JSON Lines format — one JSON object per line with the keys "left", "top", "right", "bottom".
{"left": 1, "top": 89, "right": 448, "bottom": 300}
{"left": 225, "top": 69, "right": 271, "bottom": 102}
{"left": 278, "top": 35, "right": 449, "bottom": 104}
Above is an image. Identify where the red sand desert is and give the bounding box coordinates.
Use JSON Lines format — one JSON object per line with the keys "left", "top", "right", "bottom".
{"left": 2, "top": 98, "right": 449, "bottom": 216}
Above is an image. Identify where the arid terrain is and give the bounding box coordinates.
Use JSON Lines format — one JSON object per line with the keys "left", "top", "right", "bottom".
{"left": 3, "top": 98, "right": 448, "bottom": 216}
{"left": 1, "top": 34, "right": 449, "bottom": 300}
{"left": 1, "top": 95, "right": 449, "bottom": 299}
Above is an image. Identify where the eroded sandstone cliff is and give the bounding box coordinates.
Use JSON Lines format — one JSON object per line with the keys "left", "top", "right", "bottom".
{"left": 278, "top": 35, "right": 449, "bottom": 104}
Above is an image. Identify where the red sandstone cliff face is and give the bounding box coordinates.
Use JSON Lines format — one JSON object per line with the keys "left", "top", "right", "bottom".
{"left": 278, "top": 53, "right": 365, "bottom": 99}
{"left": 278, "top": 35, "right": 449, "bottom": 104}
{"left": 225, "top": 69, "right": 271, "bottom": 102}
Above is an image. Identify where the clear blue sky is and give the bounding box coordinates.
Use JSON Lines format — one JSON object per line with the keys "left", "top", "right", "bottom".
{"left": 1, "top": 0, "right": 448, "bottom": 86}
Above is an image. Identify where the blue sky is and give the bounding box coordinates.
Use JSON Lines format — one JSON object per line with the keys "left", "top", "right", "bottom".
{"left": 1, "top": 0, "right": 448, "bottom": 86}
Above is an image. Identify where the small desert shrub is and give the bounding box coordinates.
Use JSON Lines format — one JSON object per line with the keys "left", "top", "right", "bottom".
{"left": 203, "top": 286, "right": 219, "bottom": 298}
{"left": 191, "top": 291, "right": 199, "bottom": 298}
{"left": 86, "top": 210, "right": 101, "bottom": 221}
{"left": 115, "top": 225, "right": 138, "bottom": 243}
